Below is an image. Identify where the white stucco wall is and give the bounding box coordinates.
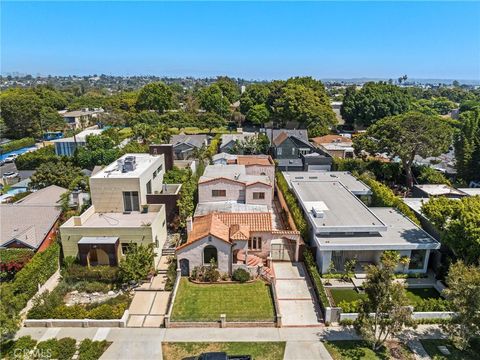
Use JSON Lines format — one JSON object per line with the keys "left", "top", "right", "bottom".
{"left": 198, "top": 178, "right": 245, "bottom": 203}
{"left": 245, "top": 183, "right": 273, "bottom": 208}
{"left": 176, "top": 236, "right": 232, "bottom": 275}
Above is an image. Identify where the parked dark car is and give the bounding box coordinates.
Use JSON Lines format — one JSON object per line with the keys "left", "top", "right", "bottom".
{"left": 185, "top": 352, "right": 251, "bottom": 360}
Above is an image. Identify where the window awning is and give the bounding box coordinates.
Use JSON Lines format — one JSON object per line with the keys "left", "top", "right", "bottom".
{"left": 78, "top": 236, "right": 119, "bottom": 245}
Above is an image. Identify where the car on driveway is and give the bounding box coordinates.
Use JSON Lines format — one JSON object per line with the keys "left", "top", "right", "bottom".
{"left": 4, "top": 154, "right": 18, "bottom": 163}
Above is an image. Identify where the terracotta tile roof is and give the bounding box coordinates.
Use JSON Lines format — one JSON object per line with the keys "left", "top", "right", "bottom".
{"left": 215, "top": 212, "right": 272, "bottom": 232}
{"left": 178, "top": 212, "right": 273, "bottom": 250}
{"left": 272, "top": 131, "right": 289, "bottom": 146}
{"left": 311, "top": 135, "right": 352, "bottom": 145}
{"left": 237, "top": 155, "right": 274, "bottom": 166}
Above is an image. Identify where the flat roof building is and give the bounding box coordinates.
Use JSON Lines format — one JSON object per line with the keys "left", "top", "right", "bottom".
{"left": 285, "top": 172, "right": 440, "bottom": 274}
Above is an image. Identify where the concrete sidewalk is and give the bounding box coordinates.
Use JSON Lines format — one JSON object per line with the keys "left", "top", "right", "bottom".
{"left": 16, "top": 325, "right": 445, "bottom": 360}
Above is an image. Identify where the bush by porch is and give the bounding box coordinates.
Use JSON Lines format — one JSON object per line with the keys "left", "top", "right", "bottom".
{"left": 171, "top": 278, "right": 275, "bottom": 322}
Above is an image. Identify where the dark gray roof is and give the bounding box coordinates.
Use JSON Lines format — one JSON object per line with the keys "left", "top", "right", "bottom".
{"left": 169, "top": 134, "right": 209, "bottom": 149}
{"left": 262, "top": 129, "right": 309, "bottom": 145}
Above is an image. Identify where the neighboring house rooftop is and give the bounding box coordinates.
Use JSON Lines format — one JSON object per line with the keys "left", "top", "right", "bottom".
{"left": 169, "top": 134, "right": 209, "bottom": 149}
{"left": 290, "top": 180, "right": 386, "bottom": 233}
{"left": 263, "top": 129, "right": 309, "bottom": 144}
{"left": 0, "top": 185, "right": 67, "bottom": 249}
{"left": 52, "top": 128, "right": 103, "bottom": 143}
{"left": 311, "top": 134, "right": 352, "bottom": 145}
{"left": 220, "top": 133, "right": 256, "bottom": 146}
{"left": 199, "top": 164, "right": 270, "bottom": 185}
{"left": 282, "top": 171, "right": 371, "bottom": 195}
{"left": 61, "top": 108, "right": 103, "bottom": 117}
{"left": 413, "top": 184, "right": 466, "bottom": 197}
{"left": 237, "top": 155, "right": 274, "bottom": 166}
{"left": 458, "top": 188, "right": 480, "bottom": 196}
{"left": 316, "top": 207, "right": 440, "bottom": 251}
{"left": 17, "top": 185, "right": 67, "bottom": 206}
{"left": 91, "top": 153, "right": 161, "bottom": 179}
{"left": 194, "top": 202, "right": 269, "bottom": 217}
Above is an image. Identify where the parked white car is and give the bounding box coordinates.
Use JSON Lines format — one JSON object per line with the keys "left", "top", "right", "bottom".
{"left": 4, "top": 154, "right": 18, "bottom": 163}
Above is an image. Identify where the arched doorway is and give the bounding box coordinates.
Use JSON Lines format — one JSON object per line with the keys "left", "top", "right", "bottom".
{"left": 179, "top": 258, "right": 190, "bottom": 276}
{"left": 88, "top": 248, "right": 110, "bottom": 266}
{"left": 203, "top": 245, "right": 218, "bottom": 265}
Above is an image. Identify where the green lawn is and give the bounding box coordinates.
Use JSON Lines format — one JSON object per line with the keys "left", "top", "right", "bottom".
{"left": 329, "top": 288, "right": 366, "bottom": 305}
{"left": 171, "top": 278, "right": 276, "bottom": 322}
{"left": 162, "top": 342, "right": 285, "bottom": 360}
{"left": 324, "top": 340, "right": 414, "bottom": 360}
{"left": 420, "top": 339, "right": 480, "bottom": 360}
{"left": 330, "top": 287, "right": 441, "bottom": 307}
{"left": 405, "top": 287, "right": 441, "bottom": 303}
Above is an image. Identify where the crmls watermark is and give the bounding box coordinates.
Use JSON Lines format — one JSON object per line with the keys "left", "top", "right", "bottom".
{"left": 13, "top": 348, "right": 52, "bottom": 359}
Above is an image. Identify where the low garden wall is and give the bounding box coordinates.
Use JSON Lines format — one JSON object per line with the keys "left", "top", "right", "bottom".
{"left": 24, "top": 310, "right": 129, "bottom": 328}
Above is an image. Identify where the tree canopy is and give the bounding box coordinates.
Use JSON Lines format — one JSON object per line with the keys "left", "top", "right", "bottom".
{"left": 341, "top": 82, "right": 411, "bottom": 127}
{"left": 197, "top": 84, "right": 231, "bottom": 117}
{"left": 421, "top": 196, "right": 480, "bottom": 265}
{"left": 354, "top": 112, "right": 453, "bottom": 187}
{"left": 454, "top": 109, "right": 480, "bottom": 184}
{"left": 30, "top": 161, "right": 87, "bottom": 190}
{"left": 135, "top": 81, "right": 177, "bottom": 112}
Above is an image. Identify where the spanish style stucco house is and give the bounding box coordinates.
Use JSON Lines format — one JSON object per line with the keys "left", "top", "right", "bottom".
{"left": 176, "top": 212, "right": 300, "bottom": 277}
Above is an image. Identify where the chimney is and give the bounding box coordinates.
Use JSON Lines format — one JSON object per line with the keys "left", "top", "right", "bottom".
{"left": 149, "top": 144, "right": 174, "bottom": 171}
{"left": 186, "top": 216, "right": 193, "bottom": 236}
{"left": 73, "top": 216, "right": 82, "bottom": 226}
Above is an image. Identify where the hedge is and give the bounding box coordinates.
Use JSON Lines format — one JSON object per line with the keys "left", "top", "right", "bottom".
{"left": 62, "top": 263, "right": 121, "bottom": 284}
{"left": 78, "top": 339, "right": 110, "bottom": 360}
{"left": 357, "top": 174, "right": 420, "bottom": 225}
{"left": 14, "top": 145, "right": 62, "bottom": 170}
{"left": 275, "top": 171, "right": 308, "bottom": 240}
{"left": 0, "top": 242, "right": 60, "bottom": 338}
{"left": 303, "top": 248, "right": 331, "bottom": 310}
{"left": 0, "top": 137, "right": 35, "bottom": 153}
{"left": 0, "top": 249, "right": 34, "bottom": 281}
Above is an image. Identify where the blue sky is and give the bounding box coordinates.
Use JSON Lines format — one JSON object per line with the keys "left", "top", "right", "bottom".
{"left": 2, "top": 1, "right": 479, "bottom": 80}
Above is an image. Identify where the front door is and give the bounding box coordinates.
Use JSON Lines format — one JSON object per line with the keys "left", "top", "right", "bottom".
{"left": 179, "top": 258, "right": 190, "bottom": 276}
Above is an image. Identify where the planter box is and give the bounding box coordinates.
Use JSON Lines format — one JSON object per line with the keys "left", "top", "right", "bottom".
{"left": 24, "top": 310, "right": 129, "bottom": 328}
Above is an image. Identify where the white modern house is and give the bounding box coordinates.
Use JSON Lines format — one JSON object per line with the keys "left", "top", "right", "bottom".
{"left": 52, "top": 128, "right": 104, "bottom": 156}
{"left": 60, "top": 153, "right": 168, "bottom": 266}
{"left": 283, "top": 171, "right": 440, "bottom": 274}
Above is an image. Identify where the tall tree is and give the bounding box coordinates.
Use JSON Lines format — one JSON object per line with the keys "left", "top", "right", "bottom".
{"left": 75, "top": 134, "right": 121, "bottom": 169}
{"left": 442, "top": 262, "right": 480, "bottom": 351}
{"left": 1, "top": 91, "right": 43, "bottom": 138}
{"left": 454, "top": 109, "right": 480, "bottom": 183}
{"left": 421, "top": 196, "right": 480, "bottom": 265}
{"left": 354, "top": 251, "right": 414, "bottom": 351}
{"left": 246, "top": 104, "right": 270, "bottom": 125}
{"left": 197, "top": 84, "right": 230, "bottom": 117}
{"left": 215, "top": 76, "right": 240, "bottom": 104}
{"left": 30, "top": 161, "right": 86, "bottom": 190}
{"left": 341, "top": 82, "right": 411, "bottom": 127}
{"left": 354, "top": 112, "right": 453, "bottom": 187}
{"left": 136, "top": 81, "right": 177, "bottom": 113}
{"left": 239, "top": 83, "right": 271, "bottom": 115}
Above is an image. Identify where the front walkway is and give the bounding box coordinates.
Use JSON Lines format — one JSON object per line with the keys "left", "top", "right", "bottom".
{"left": 273, "top": 262, "right": 323, "bottom": 327}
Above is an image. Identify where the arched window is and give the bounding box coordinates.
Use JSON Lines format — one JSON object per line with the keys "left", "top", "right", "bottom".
{"left": 203, "top": 245, "right": 218, "bottom": 265}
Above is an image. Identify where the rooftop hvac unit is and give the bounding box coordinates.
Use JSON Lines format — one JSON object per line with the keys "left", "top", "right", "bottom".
{"left": 122, "top": 156, "right": 136, "bottom": 172}
{"left": 312, "top": 207, "right": 326, "bottom": 218}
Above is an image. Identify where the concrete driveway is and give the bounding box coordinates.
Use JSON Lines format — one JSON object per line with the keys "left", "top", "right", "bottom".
{"left": 273, "top": 262, "right": 323, "bottom": 327}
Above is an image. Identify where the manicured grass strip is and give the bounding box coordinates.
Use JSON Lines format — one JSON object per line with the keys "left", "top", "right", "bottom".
{"left": 405, "top": 287, "right": 440, "bottom": 302}
{"left": 162, "top": 342, "right": 286, "bottom": 360}
{"left": 171, "top": 278, "right": 275, "bottom": 322}
{"left": 420, "top": 339, "right": 480, "bottom": 360}
{"left": 324, "top": 340, "right": 414, "bottom": 360}
{"left": 329, "top": 288, "right": 366, "bottom": 305}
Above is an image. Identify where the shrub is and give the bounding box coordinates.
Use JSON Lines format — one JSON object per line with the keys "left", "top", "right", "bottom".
{"left": 15, "top": 145, "right": 61, "bottom": 170}
{"left": 28, "top": 283, "right": 69, "bottom": 319}
{"left": 62, "top": 264, "right": 120, "bottom": 284}
{"left": 35, "top": 337, "right": 76, "bottom": 360}
{"left": 74, "top": 281, "right": 112, "bottom": 293}
{"left": 358, "top": 174, "right": 420, "bottom": 225}
{"left": 332, "top": 158, "right": 403, "bottom": 184}
{"left": 0, "top": 137, "right": 35, "bottom": 153}
{"left": 164, "top": 257, "right": 177, "bottom": 291}
{"left": 337, "top": 300, "right": 362, "bottom": 313}
{"left": 56, "top": 337, "right": 77, "bottom": 360}
{"left": 304, "top": 248, "right": 330, "bottom": 308}
{"left": 119, "top": 243, "right": 155, "bottom": 282}
{"left": 339, "top": 318, "right": 355, "bottom": 326}
{"left": 276, "top": 171, "right": 308, "bottom": 240}
{"left": 3, "top": 336, "right": 37, "bottom": 359}
{"left": 191, "top": 263, "right": 220, "bottom": 283}
{"left": 0, "top": 249, "right": 34, "bottom": 281}
{"left": 413, "top": 297, "right": 452, "bottom": 312}
{"left": 232, "top": 268, "right": 250, "bottom": 283}
{"left": 78, "top": 339, "right": 110, "bottom": 360}
{"left": 86, "top": 302, "right": 127, "bottom": 319}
